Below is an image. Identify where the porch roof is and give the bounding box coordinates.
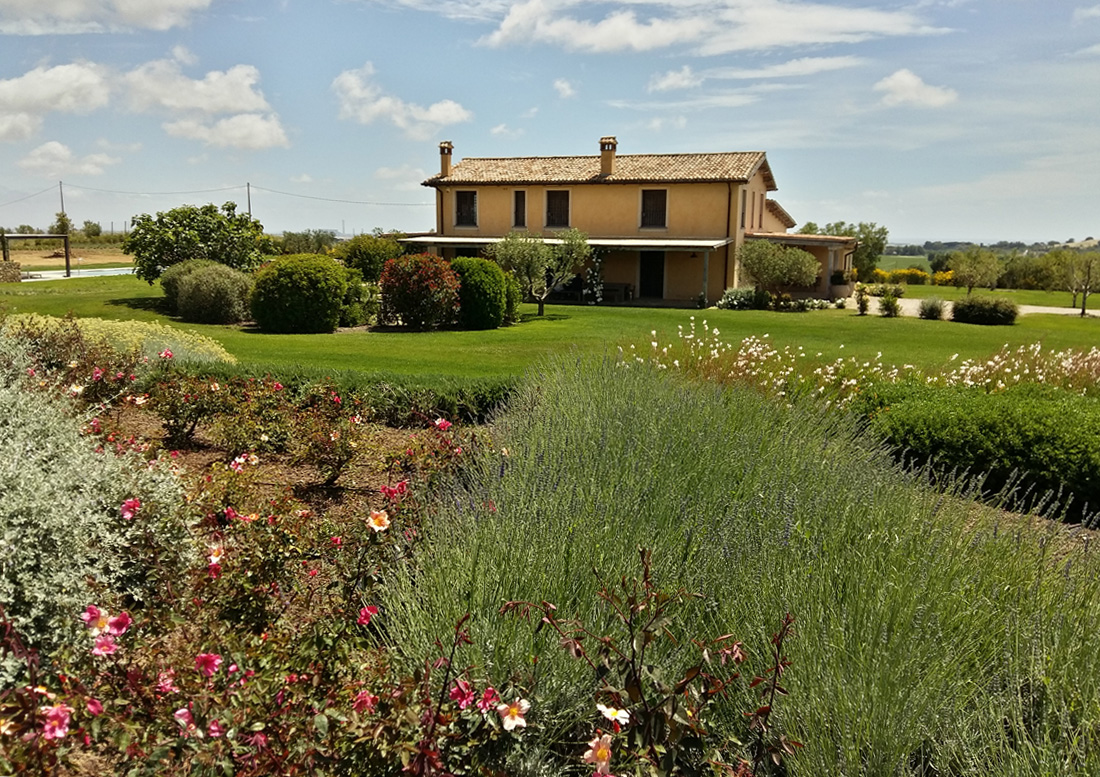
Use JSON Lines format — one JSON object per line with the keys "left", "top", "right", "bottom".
{"left": 401, "top": 235, "right": 734, "bottom": 252}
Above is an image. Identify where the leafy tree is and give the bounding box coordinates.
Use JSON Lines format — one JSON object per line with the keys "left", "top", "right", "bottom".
{"left": 123, "top": 202, "right": 274, "bottom": 283}
{"left": 487, "top": 228, "right": 592, "bottom": 316}
{"left": 15, "top": 225, "right": 36, "bottom": 234}
{"left": 280, "top": 229, "right": 336, "bottom": 255}
{"left": 799, "top": 221, "right": 888, "bottom": 281}
{"left": 737, "top": 240, "right": 820, "bottom": 294}
{"left": 1048, "top": 249, "right": 1100, "bottom": 316}
{"left": 82, "top": 220, "right": 102, "bottom": 238}
{"left": 331, "top": 232, "right": 405, "bottom": 283}
{"left": 948, "top": 246, "right": 1001, "bottom": 294}
{"left": 49, "top": 212, "right": 72, "bottom": 235}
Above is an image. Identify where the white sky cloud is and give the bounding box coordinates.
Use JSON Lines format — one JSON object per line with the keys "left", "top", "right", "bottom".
{"left": 1073, "top": 5, "right": 1100, "bottom": 22}
{"left": 290, "top": 173, "right": 313, "bottom": 183}
{"left": 0, "top": 0, "right": 213, "bottom": 34}
{"left": 646, "top": 116, "right": 687, "bottom": 131}
{"left": 332, "top": 62, "right": 472, "bottom": 140}
{"left": 873, "top": 69, "right": 958, "bottom": 107}
{"left": 475, "top": 0, "right": 946, "bottom": 54}
{"left": 705, "top": 56, "right": 866, "bottom": 80}
{"left": 124, "top": 57, "right": 272, "bottom": 114}
{"left": 163, "top": 113, "right": 290, "bottom": 149}
{"left": 553, "top": 78, "right": 576, "bottom": 98}
{"left": 0, "top": 62, "right": 110, "bottom": 120}
{"left": 0, "top": 62, "right": 110, "bottom": 142}
{"left": 648, "top": 66, "right": 703, "bottom": 92}
{"left": 17, "top": 141, "right": 120, "bottom": 177}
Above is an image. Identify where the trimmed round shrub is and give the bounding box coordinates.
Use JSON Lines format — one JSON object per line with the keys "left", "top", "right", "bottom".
{"left": 339, "top": 266, "right": 368, "bottom": 328}
{"left": 332, "top": 233, "right": 404, "bottom": 283}
{"left": 176, "top": 263, "right": 253, "bottom": 324}
{"left": 503, "top": 270, "right": 523, "bottom": 325}
{"left": 379, "top": 253, "right": 460, "bottom": 329}
{"left": 159, "top": 258, "right": 217, "bottom": 314}
{"left": 918, "top": 297, "right": 945, "bottom": 320}
{"left": 251, "top": 254, "right": 348, "bottom": 334}
{"left": 452, "top": 256, "right": 506, "bottom": 330}
{"left": 952, "top": 296, "right": 1018, "bottom": 326}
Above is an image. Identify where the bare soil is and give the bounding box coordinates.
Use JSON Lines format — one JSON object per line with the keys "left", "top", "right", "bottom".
{"left": 8, "top": 246, "right": 132, "bottom": 269}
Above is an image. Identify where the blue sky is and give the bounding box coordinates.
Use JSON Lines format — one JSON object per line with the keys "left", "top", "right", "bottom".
{"left": 1, "top": 0, "right": 1098, "bottom": 244}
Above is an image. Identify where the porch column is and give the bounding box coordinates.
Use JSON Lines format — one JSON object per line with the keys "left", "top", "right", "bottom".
{"left": 702, "top": 251, "right": 710, "bottom": 304}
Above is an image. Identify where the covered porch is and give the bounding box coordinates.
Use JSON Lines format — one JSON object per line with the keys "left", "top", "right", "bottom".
{"left": 401, "top": 235, "right": 736, "bottom": 306}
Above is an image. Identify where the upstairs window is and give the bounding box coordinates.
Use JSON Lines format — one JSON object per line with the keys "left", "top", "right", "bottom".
{"left": 455, "top": 191, "right": 477, "bottom": 227}
{"left": 546, "top": 190, "right": 570, "bottom": 228}
{"left": 513, "top": 190, "right": 526, "bottom": 228}
{"left": 640, "top": 189, "right": 667, "bottom": 228}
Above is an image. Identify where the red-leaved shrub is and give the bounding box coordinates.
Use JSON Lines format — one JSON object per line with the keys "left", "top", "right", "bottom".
{"left": 379, "top": 254, "right": 460, "bottom": 329}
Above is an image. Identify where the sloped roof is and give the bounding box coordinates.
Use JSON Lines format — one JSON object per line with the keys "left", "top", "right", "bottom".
{"left": 424, "top": 151, "right": 776, "bottom": 190}
{"left": 766, "top": 199, "right": 796, "bottom": 229}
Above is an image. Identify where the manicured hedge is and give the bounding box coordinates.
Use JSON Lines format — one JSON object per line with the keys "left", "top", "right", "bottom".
{"left": 176, "top": 263, "right": 252, "bottom": 324}
{"left": 452, "top": 256, "right": 506, "bottom": 330}
{"left": 251, "top": 254, "right": 348, "bottom": 333}
{"left": 852, "top": 381, "right": 1100, "bottom": 523}
{"left": 159, "top": 258, "right": 217, "bottom": 314}
{"left": 952, "top": 296, "right": 1018, "bottom": 325}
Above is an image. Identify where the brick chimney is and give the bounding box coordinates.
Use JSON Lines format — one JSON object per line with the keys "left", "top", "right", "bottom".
{"left": 599, "top": 136, "right": 617, "bottom": 176}
{"left": 439, "top": 141, "right": 454, "bottom": 177}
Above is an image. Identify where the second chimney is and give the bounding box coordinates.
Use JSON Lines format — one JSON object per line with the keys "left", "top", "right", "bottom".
{"left": 599, "top": 136, "right": 617, "bottom": 176}
{"left": 439, "top": 141, "right": 454, "bottom": 177}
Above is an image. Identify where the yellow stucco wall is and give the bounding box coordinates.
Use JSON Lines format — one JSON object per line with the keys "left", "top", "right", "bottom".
{"left": 436, "top": 181, "right": 746, "bottom": 239}
{"left": 431, "top": 167, "right": 792, "bottom": 302}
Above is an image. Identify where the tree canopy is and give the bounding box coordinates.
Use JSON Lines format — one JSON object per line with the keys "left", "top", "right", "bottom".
{"left": 123, "top": 202, "right": 274, "bottom": 283}
{"left": 737, "top": 240, "right": 820, "bottom": 294}
{"left": 799, "top": 221, "right": 888, "bottom": 282}
{"left": 948, "top": 245, "right": 1002, "bottom": 294}
{"left": 486, "top": 228, "right": 591, "bottom": 316}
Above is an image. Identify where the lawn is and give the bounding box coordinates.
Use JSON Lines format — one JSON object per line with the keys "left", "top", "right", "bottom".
{"left": 898, "top": 282, "right": 1083, "bottom": 309}
{"left": 1, "top": 274, "right": 1097, "bottom": 378}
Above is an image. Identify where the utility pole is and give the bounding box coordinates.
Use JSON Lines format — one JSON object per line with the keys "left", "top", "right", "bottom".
{"left": 247, "top": 182, "right": 252, "bottom": 217}
{"left": 58, "top": 181, "right": 65, "bottom": 215}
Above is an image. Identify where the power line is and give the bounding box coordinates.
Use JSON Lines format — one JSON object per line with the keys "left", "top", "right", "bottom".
{"left": 64, "top": 183, "right": 245, "bottom": 197}
{"left": 0, "top": 184, "right": 57, "bottom": 210}
{"left": 249, "top": 184, "right": 432, "bottom": 207}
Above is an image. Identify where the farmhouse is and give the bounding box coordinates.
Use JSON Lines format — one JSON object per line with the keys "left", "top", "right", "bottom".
{"left": 407, "top": 137, "right": 856, "bottom": 305}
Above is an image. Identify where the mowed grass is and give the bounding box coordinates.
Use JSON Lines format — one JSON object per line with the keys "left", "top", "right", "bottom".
{"left": 1, "top": 274, "right": 1097, "bottom": 378}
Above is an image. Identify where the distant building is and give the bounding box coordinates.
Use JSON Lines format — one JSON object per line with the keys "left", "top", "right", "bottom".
{"left": 405, "top": 137, "right": 856, "bottom": 304}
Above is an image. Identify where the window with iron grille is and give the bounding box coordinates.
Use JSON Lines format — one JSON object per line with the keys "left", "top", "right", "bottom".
{"left": 546, "top": 190, "right": 569, "bottom": 228}
{"left": 514, "top": 190, "right": 526, "bottom": 228}
{"left": 455, "top": 191, "right": 477, "bottom": 227}
{"left": 641, "top": 189, "right": 667, "bottom": 228}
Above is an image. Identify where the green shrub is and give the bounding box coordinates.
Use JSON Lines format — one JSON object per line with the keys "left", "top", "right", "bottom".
{"left": 451, "top": 256, "right": 506, "bottom": 330}
{"left": 379, "top": 253, "right": 460, "bottom": 329}
{"left": 855, "top": 382, "right": 1100, "bottom": 523}
{"left": 952, "top": 295, "right": 1018, "bottom": 325}
{"left": 332, "top": 233, "right": 404, "bottom": 283}
{"left": 251, "top": 254, "right": 348, "bottom": 334}
{"left": 716, "top": 287, "right": 771, "bottom": 310}
{"left": 888, "top": 268, "right": 929, "bottom": 285}
{"left": 176, "top": 263, "right": 253, "bottom": 324}
{"left": 918, "top": 297, "right": 945, "bottom": 320}
{"left": 879, "top": 291, "right": 901, "bottom": 317}
{"left": 0, "top": 334, "right": 192, "bottom": 680}
{"left": 339, "top": 266, "right": 369, "bottom": 328}
{"left": 502, "top": 271, "right": 523, "bottom": 325}
{"left": 159, "top": 258, "right": 217, "bottom": 314}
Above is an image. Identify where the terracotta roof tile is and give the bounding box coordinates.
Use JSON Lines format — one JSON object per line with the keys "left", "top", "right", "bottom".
{"left": 425, "top": 151, "right": 775, "bottom": 189}
{"left": 766, "top": 199, "right": 796, "bottom": 229}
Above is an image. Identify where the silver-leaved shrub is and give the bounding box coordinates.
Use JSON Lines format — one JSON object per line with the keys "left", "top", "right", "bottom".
{"left": 0, "top": 334, "right": 195, "bottom": 686}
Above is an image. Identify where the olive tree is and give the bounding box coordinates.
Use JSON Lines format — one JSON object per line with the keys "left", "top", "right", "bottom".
{"left": 737, "top": 240, "right": 820, "bottom": 295}
{"left": 123, "top": 202, "right": 274, "bottom": 283}
{"left": 948, "top": 245, "right": 1001, "bottom": 294}
{"left": 487, "top": 228, "right": 592, "bottom": 316}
